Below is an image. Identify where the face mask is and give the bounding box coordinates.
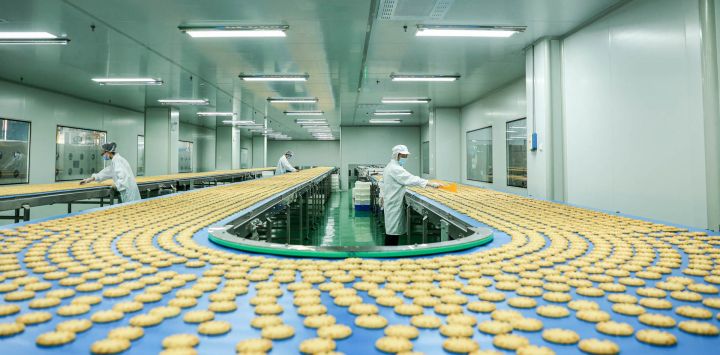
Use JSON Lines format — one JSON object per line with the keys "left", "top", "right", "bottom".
{"left": 398, "top": 157, "right": 407, "bottom": 166}
{"left": 102, "top": 154, "right": 110, "bottom": 161}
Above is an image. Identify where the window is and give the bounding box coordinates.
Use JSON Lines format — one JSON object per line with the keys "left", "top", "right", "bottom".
{"left": 178, "top": 140, "right": 193, "bottom": 173}
{"left": 466, "top": 127, "right": 492, "bottom": 183}
{"left": 506, "top": 118, "right": 527, "bottom": 188}
{"left": 137, "top": 135, "right": 145, "bottom": 176}
{"left": 55, "top": 126, "right": 107, "bottom": 181}
{"left": 422, "top": 141, "right": 430, "bottom": 175}
{"left": 0, "top": 118, "right": 31, "bottom": 184}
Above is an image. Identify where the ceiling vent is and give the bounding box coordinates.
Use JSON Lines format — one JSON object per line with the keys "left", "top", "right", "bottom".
{"left": 378, "top": 0, "right": 454, "bottom": 21}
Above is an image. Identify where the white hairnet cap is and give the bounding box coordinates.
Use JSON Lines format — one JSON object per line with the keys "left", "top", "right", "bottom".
{"left": 285, "top": 150, "right": 294, "bottom": 156}
{"left": 392, "top": 145, "right": 410, "bottom": 155}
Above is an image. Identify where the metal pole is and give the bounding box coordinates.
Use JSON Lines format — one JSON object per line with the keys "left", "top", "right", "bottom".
{"left": 264, "top": 101, "right": 268, "bottom": 168}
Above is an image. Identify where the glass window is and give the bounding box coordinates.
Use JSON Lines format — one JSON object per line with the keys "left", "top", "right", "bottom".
{"left": 137, "top": 135, "right": 145, "bottom": 176}
{"left": 178, "top": 140, "right": 193, "bottom": 173}
{"left": 466, "top": 127, "right": 492, "bottom": 183}
{"left": 55, "top": 126, "right": 107, "bottom": 181}
{"left": 0, "top": 118, "right": 31, "bottom": 184}
{"left": 506, "top": 118, "right": 527, "bottom": 188}
{"left": 422, "top": 141, "right": 430, "bottom": 175}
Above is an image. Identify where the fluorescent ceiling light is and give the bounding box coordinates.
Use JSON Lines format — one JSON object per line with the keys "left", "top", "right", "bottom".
{"left": 92, "top": 78, "right": 163, "bottom": 85}
{"left": 298, "top": 122, "right": 329, "bottom": 127}
{"left": 382, "top": 97, "right": 431, "bottom": 104}
{"left": 158, "top": 98, "right": 209, "bottom": 106}
{"left": 179, "top": 25, "right": 288, "bottom": 38}
{"left": 284, "top": 110, "right": 323, "bottom": 116}
{"left": 369, "top": 119, "right": 402, "bottom": 124}
{"left": 268, "top": 97, "right": 318, "bottom": 103}
{"left": 416, "top": 25, "right": 526, "bottom": 38}
{"left": 198, "top": 112, "right": 235, "bottom": 117}
{"left": 295, "top": 119, "right": 326, "bottom": 123}
{"left": 390, "top": 74, "right": 460, "bottom": 82}
{"left": 240, "top": 74, "right": 308, "bottom": 81}
{"left": 0, "top": 32, "right": 69, "bottom": 44}
{"left": 374, "top": 110, "right": 412, "bottom": 116}
{"left": 221, "top": 120, "right": 259, "bottom": 125}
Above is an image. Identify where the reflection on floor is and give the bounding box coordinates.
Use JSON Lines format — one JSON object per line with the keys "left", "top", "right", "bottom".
{"left": 314, "top": 191, "right": 384, "bottom": 247}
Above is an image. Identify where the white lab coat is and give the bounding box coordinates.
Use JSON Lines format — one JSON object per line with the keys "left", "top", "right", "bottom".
{"left": 92, "top": 153, "right": 141, "bottom": 203}
{"left": 381, "top": 159, "right": 428, "bottom": 235}
{"left": 275, "top": 155, "right": 297, "bottom": 175}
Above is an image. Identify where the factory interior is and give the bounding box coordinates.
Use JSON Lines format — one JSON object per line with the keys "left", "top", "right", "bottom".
{"left": 0, "top": 0, "right": 719, "bottom": 354}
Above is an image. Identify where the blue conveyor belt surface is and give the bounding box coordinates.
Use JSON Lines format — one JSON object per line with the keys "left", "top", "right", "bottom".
{"left": 1, "top": 173, "right": 719, "bottom": 355}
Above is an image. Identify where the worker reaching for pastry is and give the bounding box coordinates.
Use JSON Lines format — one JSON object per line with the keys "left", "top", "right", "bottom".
{"left": 275, "top": 150, "right": 298, "bottom": 175}
{"left": 80, "top": 142, "right": 141, "bottom": 203}
{"left": 381, "top": 144, "right": 441, "bottom": 246}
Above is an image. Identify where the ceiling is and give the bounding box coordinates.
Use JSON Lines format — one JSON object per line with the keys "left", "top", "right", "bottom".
{"left": 0, "top": 0, "right": 621, "bottom": 139}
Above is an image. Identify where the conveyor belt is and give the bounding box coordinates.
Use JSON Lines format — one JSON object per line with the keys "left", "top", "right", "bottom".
{"left": 0, "top": 168, "right": 274, "bottom": 222}
{"left": 0, "top": 173, "right": 718, "bottom": 355}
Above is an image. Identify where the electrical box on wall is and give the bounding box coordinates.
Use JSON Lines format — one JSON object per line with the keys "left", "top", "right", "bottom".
{"left": 530, "top": 132, "right": 538, "bottom": 151}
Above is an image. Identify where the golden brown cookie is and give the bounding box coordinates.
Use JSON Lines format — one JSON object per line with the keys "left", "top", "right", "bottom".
{"left": 578, "top": 338, "right": 620, "bottom": 355}
{"left": 91, "top": 338, "right": 131, "bottom": 354}
{"left": 596, "top": 321, "right": 634, "bottom": 336}
{"left": 197, "top": 320, "right": 231, "bottom": 335}
{"left": 542, "top": 328, "right": 580, "bottom": 344}
{"left": 108, "top": 326, "right": 144, "bottom": 341}
{"left": 442, "top": 337, "right": 479, "bottom": 353}
{"left": 355, "top": 314, "right": 387, "bottom": 329}
{"left": 262, "top": 324, "right": 295, "bottom": 340}
{"left": 299, "top": 337, "right": 336, "bottom": 354}
{"left": 235, "top": 338, "right": 272, "bottom": 353}
{"left": 385, "top": 325, "right": 419, "bottom": 339}
{"left": 162, "top": 334, "right": 199, "bottom": 348}
{"left": 635, "top": 329, "right": 677, "bottom": 346}
{"left": 678, "top": 320, "right": 719, "bottom": 336}
{"left": 56, "top": 319, "right": 93, "bottom": 333}
{"left": 492, "top": 333, "right": 529, "bottom": 350}
{"left": 375, "top": 336, "right": 413, "bottom": 353}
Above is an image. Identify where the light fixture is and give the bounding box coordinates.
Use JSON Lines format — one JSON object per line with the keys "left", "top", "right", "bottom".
{"left": 221, "top": 120, "right": 258, "bottom": 126}
{"left": 0, "top": 32, "right": 70, "bottom": 44}
{"left": 179, "top": 25, "right": 288, "bottom": 38}
{"left": 369, "top": 119, "right": 402, "bottom": 124}
{"left": 298, "top": 122, "right": 329, "bottom": 127}
{"left": 295, "top": 119, "right": 326, "bottom": 123}
{"left": 92, "top": 78, "right": 163, "bottom": 85}
{"left": 158, "top": 98, "right": 209, "bottom": 106}
{"left": 284, "top": 110, "right": 323, "bottom": 116}
{"left": 390, "top": 74, "right": 460, "bottom": 82}
{"left": 374, "top": 110, "right": 412, "bottom": 116}
{"left": 267, "top": 97, "right": 318, "bottom": 103}
{"left": 240, "top": 74, "right": 308, "bottom": 82}
{"left": 382, "top": 97, "right": 431, "bottom": 104}
{"left": 198, "top": 112, "right": 235, "bottom": 117}
{"left": 416, "top": 25, "right": 526, "bottom": 38}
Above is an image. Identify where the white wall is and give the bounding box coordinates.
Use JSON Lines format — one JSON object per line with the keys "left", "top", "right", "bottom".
{"left": 434, "top": 108, "right": 462, "bottom": 182}
{"left": 267, "top": 141, "right": 340, "bottom": 168}
{"left": 340, "top": 126, "right": 421, "bottom": 190}
{"left": 240, "top": 133, "right": 253, "bottom": 168}
{"left": 0, "top": 78, "right": 143, "bottom": 222}
{"left": 562, "top": 0, "right": 708, "bottom": 228}
{"left": 461, "top": 79, "right": 527, "bottom": 194}
{"left": 179, "top": 123, "right": 216, "bottom": 172}
{"left": 252, "top": 136, "right": 265, "bottom": 168}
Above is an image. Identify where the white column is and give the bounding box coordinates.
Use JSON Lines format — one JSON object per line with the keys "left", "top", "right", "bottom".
{"left": 144, "top": 107, "right": 179, "bottom": 175}
{"left": 526, "top": 38, "right": 565, "bottom": 201}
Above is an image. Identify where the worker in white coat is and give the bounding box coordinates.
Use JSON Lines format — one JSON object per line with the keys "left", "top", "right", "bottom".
{"left": 381, "top": 145, "right": 440, "bottom": 246}
{"left": 275, "top": 150, "right": 297, "bottom": 175}
{"left": 80, "top": 142, "right": 141, "bottom": 203}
